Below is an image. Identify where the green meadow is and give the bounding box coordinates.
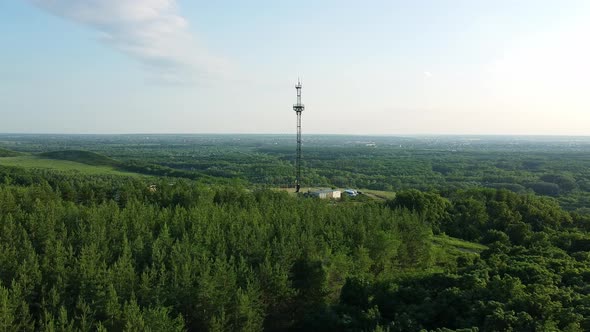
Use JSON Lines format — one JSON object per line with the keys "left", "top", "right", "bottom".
{"left": 0, "top": 155, "right": 139, "bottom": 177}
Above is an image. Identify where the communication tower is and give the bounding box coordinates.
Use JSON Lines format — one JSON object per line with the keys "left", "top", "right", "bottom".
{"left": 293, "top": 79, "right": 305, "bottom": 192}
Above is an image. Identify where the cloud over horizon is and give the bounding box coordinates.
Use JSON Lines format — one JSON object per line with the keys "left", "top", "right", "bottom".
{"left": 28, "top": 0, "right": 229, "bottom": 83}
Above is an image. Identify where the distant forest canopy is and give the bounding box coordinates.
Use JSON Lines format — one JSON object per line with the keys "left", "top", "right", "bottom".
{"left": 1, "top": 134, "right": 590, "bottom": 211}
{"left": 1, "top": 135, "right": 590, "bottom": 331}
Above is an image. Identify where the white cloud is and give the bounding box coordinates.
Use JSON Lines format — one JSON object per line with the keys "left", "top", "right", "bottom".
{"left": 423, "top": 71, "right": 432, "bottom": 78}
{"left": 28, "top": 0, "right": 230, "bottom": 83}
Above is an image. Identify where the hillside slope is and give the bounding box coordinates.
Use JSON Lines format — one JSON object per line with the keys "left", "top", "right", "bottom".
{"left": 0, "top": 147, "right": 23, "bottom": 157}
{"left": 38, "top": 150, "right": 121, "bottom": 166}
{"left": 21, "top": 150, "right": 223, "bottom": 182}
{"left": 0, "top": 155, "right": 138, "bottom": 176}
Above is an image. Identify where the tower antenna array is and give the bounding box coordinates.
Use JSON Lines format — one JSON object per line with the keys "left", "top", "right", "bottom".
{"left": 293, "top": 79, "right": 305, "bottom": 192}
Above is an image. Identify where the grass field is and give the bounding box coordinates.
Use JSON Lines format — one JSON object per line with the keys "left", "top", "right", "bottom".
{"left": 0, "top": 155, "right": 139, "bottom": 177}
{"left": 0, "top": 147, "right": 22, "bottom": 157}
{"left": 430, "top": 235, "right": 488, "bottom": 271}
{"left": 360, "top": 189, "right": 396, "bottom": 200}
{"left": 39, "top": 150, "right": 121, "bottom": 166}
{"left": 275, "top": 187, "right": 396, "bottom": 200}
{"left": 432, "top": 234, "right": 488, "bottom": 254}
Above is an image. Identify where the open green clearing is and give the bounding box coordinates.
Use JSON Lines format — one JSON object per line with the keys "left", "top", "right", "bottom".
{"left": 275, "top": 187, "right": 396, "bottom": 201}
{"left": 360, "top": 188, "right": 396, "bottom": 200}
{"left": 0, "top": 147, "right": 22, "bottom": 157}
{"left": 0, "top": 155, "right": 139, "bottom": 176}
{"left": 38, "top": 150, "right": 121, "bottom": 166}
{"left": 432, "top": 234, "right": 488, "bottom": 253}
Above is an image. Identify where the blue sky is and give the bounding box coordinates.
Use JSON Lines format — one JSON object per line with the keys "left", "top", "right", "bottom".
{"left": 1, "top": 0, "right": 589, "bottom": 134}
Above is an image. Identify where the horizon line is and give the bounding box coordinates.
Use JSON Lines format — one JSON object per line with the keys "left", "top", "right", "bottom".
{"left": 1, "top": 132, "right": 590, "bottom": 138}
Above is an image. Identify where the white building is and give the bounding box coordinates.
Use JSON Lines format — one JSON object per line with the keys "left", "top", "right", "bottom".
{"left": 310, "top": 189, "right": 341, "bottom": 199}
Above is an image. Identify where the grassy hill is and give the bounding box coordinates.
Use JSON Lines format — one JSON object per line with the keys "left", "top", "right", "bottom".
{"left": 0, "top": 155, "right": 138, "bottom": 176}
{"left": 0, "top": 147, "right": 23, "bottom": 157}
{"left": 1, "top": 150, "right": 134, "bottom": 176}
{"left": 1, "top": 150, "right": 221, "bottom": 182}
{"left": 38, "top": 150, "right": 121, "bottom": 166}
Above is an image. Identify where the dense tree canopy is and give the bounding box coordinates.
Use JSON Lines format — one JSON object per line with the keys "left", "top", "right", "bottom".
{"left": 0, "top": 165, "right": 589, "bottom": 331}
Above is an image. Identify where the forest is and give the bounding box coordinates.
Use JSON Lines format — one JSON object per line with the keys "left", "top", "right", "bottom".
{"left": 2, "top": 134, "right": 589, "bottom": 211}
{"left": 1, "top": 134, "right": 590, "bottom": 331}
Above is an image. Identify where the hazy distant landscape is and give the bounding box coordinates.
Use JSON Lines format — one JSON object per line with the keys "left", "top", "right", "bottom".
{"left": 3, "top": 134, "right": 590, "bottom": 211}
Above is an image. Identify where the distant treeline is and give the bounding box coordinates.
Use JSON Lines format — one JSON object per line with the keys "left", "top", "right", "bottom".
{"left": 4, "top": 135, "right": 590, "bottom": 211}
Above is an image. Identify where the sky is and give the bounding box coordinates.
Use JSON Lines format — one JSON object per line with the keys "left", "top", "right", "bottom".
{"left": 1, "top": 0, "right": 589, "bottom": 135}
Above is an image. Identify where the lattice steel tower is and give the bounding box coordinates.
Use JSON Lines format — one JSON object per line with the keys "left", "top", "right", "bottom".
{"left": 293, "top": 79, "right": 305, "bottom": 193}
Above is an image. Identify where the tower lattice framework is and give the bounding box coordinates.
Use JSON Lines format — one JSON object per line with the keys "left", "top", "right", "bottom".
{"left": 293, "top": 80, "right": 305, "bottom": 192}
